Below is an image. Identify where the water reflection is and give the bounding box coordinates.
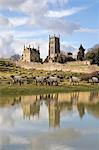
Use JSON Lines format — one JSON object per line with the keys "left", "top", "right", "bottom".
{"left": 0, "top": 91, "right": 99, "bottom": 128}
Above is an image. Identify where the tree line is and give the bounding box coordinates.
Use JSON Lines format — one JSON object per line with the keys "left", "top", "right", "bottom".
{"left": 85, "top": 46, "right": 99, "bottom": 65}
{"left": 57, "top": 44, "right": 99, "bottom": 65}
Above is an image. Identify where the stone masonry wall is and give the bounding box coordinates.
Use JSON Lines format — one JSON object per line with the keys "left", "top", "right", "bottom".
{"left": 16, "top": 61, "right": 99, "bottom": 73}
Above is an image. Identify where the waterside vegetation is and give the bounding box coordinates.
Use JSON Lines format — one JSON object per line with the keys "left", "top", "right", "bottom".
{"left": 0, "top": 84, "right": 99, "bottom": 96}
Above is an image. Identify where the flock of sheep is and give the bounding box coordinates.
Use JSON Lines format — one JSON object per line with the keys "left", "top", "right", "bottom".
{"left": 10, "top": 74, "right": 99, "bottom": 86}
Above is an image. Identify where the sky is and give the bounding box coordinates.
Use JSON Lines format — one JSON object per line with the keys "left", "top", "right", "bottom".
{"left": 0, "top": 0, "right": 99, "bottom": 59}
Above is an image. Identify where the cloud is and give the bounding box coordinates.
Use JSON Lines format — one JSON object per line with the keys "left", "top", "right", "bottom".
{"left": 29, "top": 15, "right": 80, "bottom": 35}
{"left": 49, "top": 0, "right": 69, "bottom": 4}
{"left": 0, "top": 0, "right": 80, "bottom": 34}
{"left": 0, "top": 16, "right": 11, "bottom": 27}
{"left": 0, "top": 108, "right": 14, "bottom": 128}
{"left": 0, "top": 0, "right": 69, "bottom": 10}
{"left": 9, "top": 17, "right": 28, "bottom": 27}
{"left": 0, "top": 0, "right": 26, "bottom": 10}
{"left": 0, "top": 106, "right": 23, "bottom": 129}
{"left": 50, "top": 145, "right": 74, "bottom": 150}
{"left": 61, "top": 44, "right": 76, "bottom": 52}
{"left": 44, "top": 19, "right": 80, "bottom": 34}
{"left": 0, "top": 133, "right": 29, "bottom": 149}
{"left": 0, "top": 34, "right": 15, "bottom": 58}
{"left": 46, "top": 7, "right": 87, "bottom": 18}
{"left": 0, "top": 28, "right": 49, "bottom": 59}
{"left": 22, "top": 1, "right": 80, "bottom": 34}
{"left": 76, "top": 28, "right": 99, "bottom": 33}
{"left": 30, "top": 128, "right": 80, "bottom": 150}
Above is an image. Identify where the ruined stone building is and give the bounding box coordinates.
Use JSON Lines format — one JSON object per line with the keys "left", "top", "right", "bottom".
{"left": 48, "top": 35, "right": 60, "bottom": 62}
{"left": 22, "top": 45, "right": 42, "bottom": 62}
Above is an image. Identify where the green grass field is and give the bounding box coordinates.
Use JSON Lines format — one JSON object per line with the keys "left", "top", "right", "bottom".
{"left": 0, "top": 84, "right": 99, "bottom": 96}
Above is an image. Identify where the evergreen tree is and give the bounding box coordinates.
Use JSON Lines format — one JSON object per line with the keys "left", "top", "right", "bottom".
{"left": 85, "top": 47, "right": 99, "bottom": 65}
{"left": 77, "top": 44, "right": 85, "bottom": 61}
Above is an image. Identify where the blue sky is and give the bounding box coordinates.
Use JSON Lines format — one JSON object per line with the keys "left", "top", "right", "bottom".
{"left": 0, "top": 0, "right": 98, "bottom": 58}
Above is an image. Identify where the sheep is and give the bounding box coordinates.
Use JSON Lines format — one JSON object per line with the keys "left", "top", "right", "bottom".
{"left": 89, "top": 77, "right": 98, "bottom": 84}
{"left": 10, "top": 75, "right": 23, "bottom": 85}
{"left": 69, "top": 76, "right": 80, "bottom": 85}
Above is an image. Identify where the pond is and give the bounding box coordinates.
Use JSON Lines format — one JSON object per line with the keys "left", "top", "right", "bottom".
{"left": 0, "top": 92, "right": 99, "bottom": 150}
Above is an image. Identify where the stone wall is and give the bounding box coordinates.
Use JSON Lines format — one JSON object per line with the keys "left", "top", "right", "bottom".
{"left": 16, "top": 60, "right": 99, "bottom": 73}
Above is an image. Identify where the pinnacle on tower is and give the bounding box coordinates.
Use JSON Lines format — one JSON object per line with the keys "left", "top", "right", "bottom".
{"left": 24, "top": 45, "right": 25, "bottom": 50}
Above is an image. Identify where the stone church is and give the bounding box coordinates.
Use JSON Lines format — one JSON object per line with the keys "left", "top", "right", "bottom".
{"left": 21, "top": 35, "right": 74, "bottom": 64}
{"left": 21, "top": 45, "right": 42, "bottom": 62}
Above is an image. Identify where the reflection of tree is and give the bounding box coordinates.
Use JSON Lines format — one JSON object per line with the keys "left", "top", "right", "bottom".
{"left": 12, "top": 96, "right": 21, "bottom": 106}
{"left": 77, "top": 103, "right": 85, "bottom": 119}
{"left": 89, "top": 92, "right": 99, "bottom": 101}
{"left": 0, "top": 96, "right": 21, "bottom": 107}
{"left": 70, "top": 92, "right": 79, "bottom": 105}
{"left": 86, "top": 102, "right": 99, "bottom": 118}
{"left": 59, "top": 102, "right": 72, "bottom": 112}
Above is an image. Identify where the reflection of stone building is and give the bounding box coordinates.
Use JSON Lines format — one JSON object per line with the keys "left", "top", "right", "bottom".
{"left": 21, "top": 96, "right": 40, "bottom": 119}
{"left": 22, "top": 103, "right": 31, "bottom": 119}
{"left": 21, "top": 45, "right": 41, "bottom": 62}
{"left": 7, "top": 92, "right": 99, "bottom": 128}
{"left": 22, "top": 102, "right": 40, "bottom": 119}
{"left": 48, "top": 100, "right": 60, "bottom": 128}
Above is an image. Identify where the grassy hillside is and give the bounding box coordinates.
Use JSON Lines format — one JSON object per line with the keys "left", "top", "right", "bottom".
{"left": 0, "top": 60, "right": 83, "bottom": 84}
{"left": 0, "top": 59, "right": 99, "bottom": 86}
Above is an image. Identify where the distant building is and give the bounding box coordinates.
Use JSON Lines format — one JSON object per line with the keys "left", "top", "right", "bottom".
{"left": 48, "top": 35, "right": 60, "bottom": 62}
{"left": 21, "top": 45, "right": 42, "bottom": 62}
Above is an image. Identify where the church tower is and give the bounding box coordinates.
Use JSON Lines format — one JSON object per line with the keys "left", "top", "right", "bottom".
{"left": 49, "top": 35, "right": 60, "bottom": 61}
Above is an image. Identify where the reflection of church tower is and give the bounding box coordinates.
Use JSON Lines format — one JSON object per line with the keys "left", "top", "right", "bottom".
{"left": 77, "top": 103, "right": 85, "bottom": 119}
{"left": 48, "top": 100, "right": 60, "bottom": 128}
{"left": 49, "top": 35, "right": 60, "bottom": 62}
{"left": 22, "top": 103, "right": 31, "bottom": 119}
